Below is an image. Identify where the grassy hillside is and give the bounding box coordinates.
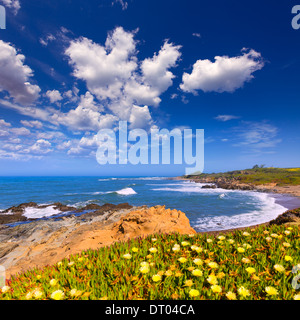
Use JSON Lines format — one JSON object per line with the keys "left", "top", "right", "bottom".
{"left": 0, "top": 224, "right": 299, "bottom": 300}
{"left": 186, "top": 167, "right": 300, "bottom": 186}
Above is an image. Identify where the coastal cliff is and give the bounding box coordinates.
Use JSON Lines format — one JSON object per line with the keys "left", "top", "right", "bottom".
{"left": 0, "top": 204, "right": 195, "bottom": 278}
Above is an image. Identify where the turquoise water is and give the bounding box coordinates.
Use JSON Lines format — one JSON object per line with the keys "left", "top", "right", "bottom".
{"left": 0, "top": 176, "right": 297, "bottom": 232}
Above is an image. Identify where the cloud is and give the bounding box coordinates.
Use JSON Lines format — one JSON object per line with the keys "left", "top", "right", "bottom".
{"left": 23, "top": 139, "right": 52, "bottom": 155}
{"left": 46, "top": 90, "right": 63, "bottom": 103}
{"left": 180, "top": 48, "right": 264, "bottom": 94}
{"left": 65, "top": 27, "right": 181, "bottom": 128}
{"left": 192, "top": 33, "right": 201, "bottom": 38}
{"left": 20, "top": 120, "right": 43, "bottom": 129}
{"left": 112, "top": 0, "right": 128, "bottom": 10}
{"left": 232, "top": 121, "right": 281, "bottom": 151}
{"left": 0, "top": 0, "right": 20, "bottom": 15}
{"left": 215, "top": 114, "right": 240, "bottom": 122}
{"left": 0, "top": 40, "right": 41, "bottom": 104}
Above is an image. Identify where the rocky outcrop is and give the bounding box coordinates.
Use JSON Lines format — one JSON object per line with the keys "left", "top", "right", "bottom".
{"left": 0, "top": 205, "right": 195, "bottom": 278}
{"left": 269, "top": 207, "right": 300, "bottom": 226}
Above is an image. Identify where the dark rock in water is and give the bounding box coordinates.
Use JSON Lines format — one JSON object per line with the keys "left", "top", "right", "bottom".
{"left": 201, "top": 184, "right": 217, "bottom": 189}
{"left": 1, "top": 202, "right": 38, "bottom": 214}
{"left": 51, "top": 202, "right": 77, "bottom": 212}
{"left": 0, "top": 213, "right": 27, "bottom": 225}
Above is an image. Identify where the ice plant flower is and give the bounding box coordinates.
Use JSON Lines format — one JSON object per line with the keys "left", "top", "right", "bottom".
{"left": 178, "top": 257, "right": 187, "bottom": 263}
{"left": 207, "top": 239, "right": 213, "bottom": 243}
{"left": 243, "top": 232, "right": 250, "bottom": 236}
{"left": 207, "top": 275, "right": 218, "bottom": 285}
{"left": 284, "top": 230, "right": 291, "bottom": 235}
{"left": 242, "top": 258, "right": 251, "bottom": 263}
{"left": 237, "top": 247, "right": 245, "bottom": 253}
{"left": 245, "top": 267, "right": 256, "bottom": 274}
{"left": 266, "top": 237, "right": 272, "bottom": 242}
{"left": 294, "top": 294, "right": 300, "bottom": 300}
{"left": 238, "top": 286, "right": 250, "bottom": 298}
{"left": 189, "top": 289, "right": 200, "bottom": 298}
{"left": 217, "top": 235, "right": 225, "bottom": 241}
{"left": 265, "top": 286, "right": 278, "bottom": 296}
{"left": 192, "top": 269, "right": 203, "bottom": 277}
{"left": 181, "top": 241, "right": 190, "bottom": 246}
{"left": 184, "top": 280, "right": 194, "bottom": 287}
{"left": 1, "top": 286, "right": 10, "bottom": 293}
{"left": 50, "top": 290, "right": 65, "bottom": 300}
{"left": 164, "top": 270, "right": 173, "bottom": 276}
{"left": 140, "top": 265, "right": 150, "bottom": 274}
{"left": 49, "top": 279, "right": 58, "bottom": 286}
{"left": 33, "top": 288, "right": 43, "bottom": 299}
{"left": 152, "top": 274, "right": 162, "bottom": 282}
{"left": 208, "top": 262, "right": 218, "bottom": 269}
{"left": 271, "top": 233, "right": 278, "bottom": 238}
{"left": 284, "top": 255, "right": 293, "bottom": 262}
{"left": 123, "top": 253, "right": 132, "bottom": 259}
{"left": 274, "top": 264, "right": 285, "bottom": 272}
{"left": 149, "top": 247, "right": 158, "bottom": 253}
{"left": 282, "top": 242, "right": 291, "bottom": 247}
{"left": 131, "top": 247, "right": 139, "bottom": 252}
{"left": 172, "top": 244, "right": 180, "bottom": 252}
{"left": 226, "top": 291, "right": 237, "bottom": 300}
{"left": 211, "top": 285, "right": 222, "bottom": 293}
{"left": 228, "top": 239, "right": 235, "bottom": 244}
{"left": 193, "top": 258, "right": 203, "bottom": 266}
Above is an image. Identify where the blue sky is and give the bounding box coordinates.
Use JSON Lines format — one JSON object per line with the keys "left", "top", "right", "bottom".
{"left": 0, "top": 0, "right": 299, "bottom": 176}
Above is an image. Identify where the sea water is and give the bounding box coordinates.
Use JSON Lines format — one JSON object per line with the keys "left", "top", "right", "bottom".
{"left": 0, "top": 176, "right": 299, "bottom": 232}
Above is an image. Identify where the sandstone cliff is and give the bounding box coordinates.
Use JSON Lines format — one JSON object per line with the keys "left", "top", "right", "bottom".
{"left": 0, "top": 205, "right": 195, "bottom": 278}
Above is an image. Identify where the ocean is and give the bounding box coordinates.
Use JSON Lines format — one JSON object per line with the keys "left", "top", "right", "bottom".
{"left": 1, "top": 176, "right": 300, "bottom": 232}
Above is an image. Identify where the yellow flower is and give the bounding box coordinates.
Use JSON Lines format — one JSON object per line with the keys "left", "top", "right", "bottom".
{"left": 218, "top": 235, "right": 225, "bottom": 241}
{"left": 266, "top": 237, "right": 272, "bottom": 242}
{"left": 263, "top": 230, "right": 269, "bottom": 234}
{"left": 226, "top": 291, "right": 237, "bottom": 300}
{"left": 36, "top": 275, "right": 42, "bottom": 280}
{"left": 1, "top": 286, "right": 10, "bottom": 293}
{"left": 50, "top": 290, "right": 65, "bottom": 300}
{"left": 208, "top": 261, "right": 219, "bottom": 269}
{"left": 140, "top": 261, "right": 149, "bottom": 267}
{"left": 172, "top": 245, "right": 180, "bottom": 252}
{"left": 246, "top": 267, "right": 256, "bottom": 274}
{"left": 265, "top": 286, "right": 278, "bottom": 296}
{"left": 68, "top": 261, "right": 74, "bottom": 267}
{"left": 211, "top": 285, "right": 222, "bottom": 293}
{"left": 237, "top": 247, "right": 245, "bottom": 253}
{"left": 181, "top": 241, "right": 190, "bottom": 247}
{"left": 57, "top": 261, "right": 62, "bottom": 267}
{"left": 284, "top": 255, "right": 293, "bottom": 262}
{"left": 274, "top": 264, "right": 285, "bottom": 272}
{"left": 193, "top": 258, "right": 203, "bottom": 266}
{"left": 70, "top": 288, "right": 82, "bottom": 297}
{"left": 152, "top": 274, "right": 162, "bottom": 282}
{"left": 228, "top": 239, "right": 235, "bottom": 244}
{"left": 49, "top": 279, "right": 58, "bottom": 286}
{"left": 294, "top": 294, "right": 300, "bottom": 300}
{"left": 140, "top": 265, "right": 150, "bottom": 274}
{"left": 146, "top": 254, "right": 152, "bottom": 259}
{"left": 184, "top": 280, "right": 194, "bottom": 287}
{"left": 207, "top": 275, "right": 218, "bottom": 285}
{"left": 243, "top": 243, "right": 252, "bottom": 249}
{"left": 189, "top": 289, "right": 200, "bottom": 298}
{"left": 206, "top": 239, "right": 213, "bottom": 243}
{"left": 149, "top": 247, "right": 158, "bottom": 253}
{"left": 123, "top": 253, "right": 132, "bottom": 259}
{"left": 271, "top": 233, "right": 278, "bottom": 238}
{"left": 33, "top": 288, "right": 43, "bottom": 299}
{"left": 284, "top": 230, "right": 291, "bottom": 235}
{"left": 217, "top": 272, "right": 225, "bottom": 279}
{"left": 151, "top": 238, "right": 157, "bottom": 242}
{"left": 25, "top": 291, "right": 33, "bottom": 300}
{"left": 192, "top": 269, "right": 203, "bottom": 277}
{"left": 242, "top": 258, "right": 251, "bottom": 264}
{"left": 282, "top": 242, "right": 291, "bottom": 247}
{"left": 175, "top": 271, "right": 183, "bottom": 277}
{"left": 178, "top": 257, "right": 187, "bottom": 263}
{"left": 238, "top": 286, "right": 250, "bottom": 298}
{"left": 243, "top": 232, "right": 250, "bottom": 236}
{"left": 165, "top": 270, "right": 173, "bottom": 276}
{"left": 132, "top": 247, "right": 139, "bottom": 252}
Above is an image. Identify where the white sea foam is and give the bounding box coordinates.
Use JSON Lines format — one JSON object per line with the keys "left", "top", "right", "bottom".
{"left": 115, "top": 187, "right": 137, "bottom": 195}
{"left": 194, "top": 192, "right": 287, "bottom": 232}
{"left": 23, "top": 206, "right": 62, "bottom": 219}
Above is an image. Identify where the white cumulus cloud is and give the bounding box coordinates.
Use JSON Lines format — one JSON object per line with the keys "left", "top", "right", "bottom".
{"left": 0, "top": 40, "right": 40, "bottom": 104}
{"left": 180, "top": 48, "right": 264, "bottom": 94}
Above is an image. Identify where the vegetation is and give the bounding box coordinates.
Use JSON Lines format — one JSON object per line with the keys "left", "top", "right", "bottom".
{"left": 186, "top": 167, "right": 300, "bottom": 186}
{"left": 1, "top": 224, "right": 299, "bottom": 300}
